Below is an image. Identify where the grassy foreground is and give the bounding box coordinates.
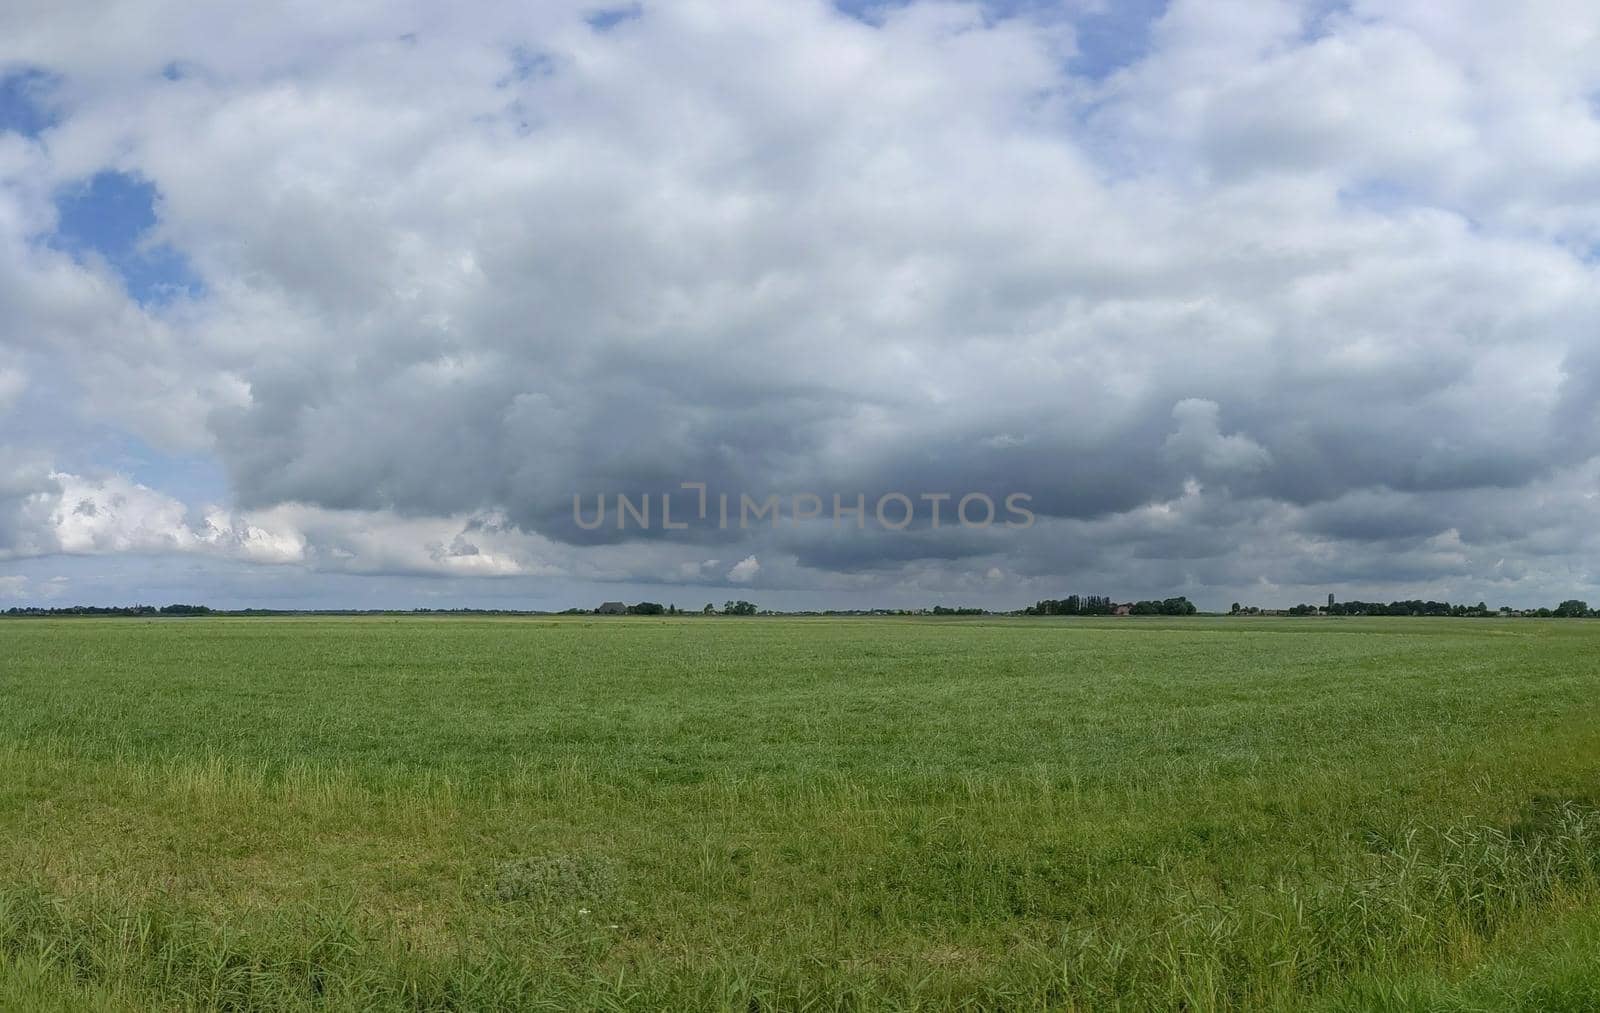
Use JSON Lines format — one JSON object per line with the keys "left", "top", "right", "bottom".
{"left": 2, "top": 615, "right": 1600, "bottom": 1009}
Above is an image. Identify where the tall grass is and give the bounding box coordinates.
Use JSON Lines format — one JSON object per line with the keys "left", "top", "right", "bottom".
{"left": 3, "top": 799, "right": 1598, "bottom": 1008}
{"left": 3, "top": 616, "right": 1600, "bottom": 1007}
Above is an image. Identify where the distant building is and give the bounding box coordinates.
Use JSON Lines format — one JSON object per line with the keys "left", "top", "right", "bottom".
{"left": 1112, "top": 604, "right": 1132, "bottom": 616}
{"left": 595, "top": 601, "right": 627, "bottom": 615}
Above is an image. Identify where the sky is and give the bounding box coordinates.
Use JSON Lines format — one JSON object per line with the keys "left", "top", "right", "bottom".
{"left": 3, "top": 0, "right": 1600, "bottom": 613}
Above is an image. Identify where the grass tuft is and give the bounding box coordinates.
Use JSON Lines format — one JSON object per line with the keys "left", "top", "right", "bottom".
{"left": 488, "top": 851, "right": 622, "bottom": 910}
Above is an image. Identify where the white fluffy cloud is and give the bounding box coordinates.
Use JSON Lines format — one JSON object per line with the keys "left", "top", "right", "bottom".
{"left": 3, "top": 0, "right": 1600, "bottom": 608}
{"left": 727, "top": 555, "right": 760, "bottom": 584}
{"left": 1164, "top": 399, "right": 1272, "bottom": 477}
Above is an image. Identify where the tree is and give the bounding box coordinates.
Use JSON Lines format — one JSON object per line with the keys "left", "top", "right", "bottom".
{"left": 1230, "top": 603, "right": 1241, "bottom": 614}
{"left": 1555, "top": 599, "right": 1590, "bottom": 618}
{"left": 158, "top": 604, "right": 212, "bottom": 616}
{"left": 703, "top": 603, "right": 714, "bottom": 614}
{"left": 723, "top": 600, "right": 758, "bottom": 616}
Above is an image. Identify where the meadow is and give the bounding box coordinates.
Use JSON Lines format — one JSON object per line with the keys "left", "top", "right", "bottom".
{"left": 2, "top": 615, "right": 1600, "bottom": 1009}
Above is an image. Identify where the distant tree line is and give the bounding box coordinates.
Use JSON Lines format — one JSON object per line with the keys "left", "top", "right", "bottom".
{"left": 1231, "top": 599, "right": 1597, "bottom": 618}
{"left": 1128, "top": 597, "right": 1199, "bottom": 615}
{"left": 3, "top": 604, "right": 214, "bottom": 617}
{"left": 584, "top": 601, "right": 761, "bottom": 616}
{"left": 1319, "top": 599, "right": 1471, "bottom": 616}
{"left": 1026, "top": 595, "right": 1116, "bottom": 615}
{"left": 1547, "top": 600, "right": 1592, "bottom": 618}
{"left": 1024, "top": 595, "right": 1196, "bottom": 616}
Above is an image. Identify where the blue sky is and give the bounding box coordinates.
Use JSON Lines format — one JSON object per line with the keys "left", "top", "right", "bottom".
{"left": 5, "top": 68, "right": 200, "bottom": 305}
{"left": 1063, "top": 0, "right": 1166, "bottom": 78}
{"left": 832, "top": 0, "right": 1167, "bottom": 77}
{"left": 0, "top": 67, "right": 56, "bottom": 136}
{"left": 51, "top": 171, "right": 202, "bottom": 305}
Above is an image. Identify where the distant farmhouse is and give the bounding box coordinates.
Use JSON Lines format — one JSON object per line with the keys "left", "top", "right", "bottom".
{"left": 595, "top": 601, "right": 627, "bottom": 615}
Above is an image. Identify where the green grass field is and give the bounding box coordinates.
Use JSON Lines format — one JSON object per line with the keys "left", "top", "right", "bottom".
{"left": 3, "top": 616, "right": 1600, "bottom": 1010}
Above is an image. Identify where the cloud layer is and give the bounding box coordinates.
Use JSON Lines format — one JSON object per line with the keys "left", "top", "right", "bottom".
{"left": 3, "top": 0, "right": 1600, "bottom": 609}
